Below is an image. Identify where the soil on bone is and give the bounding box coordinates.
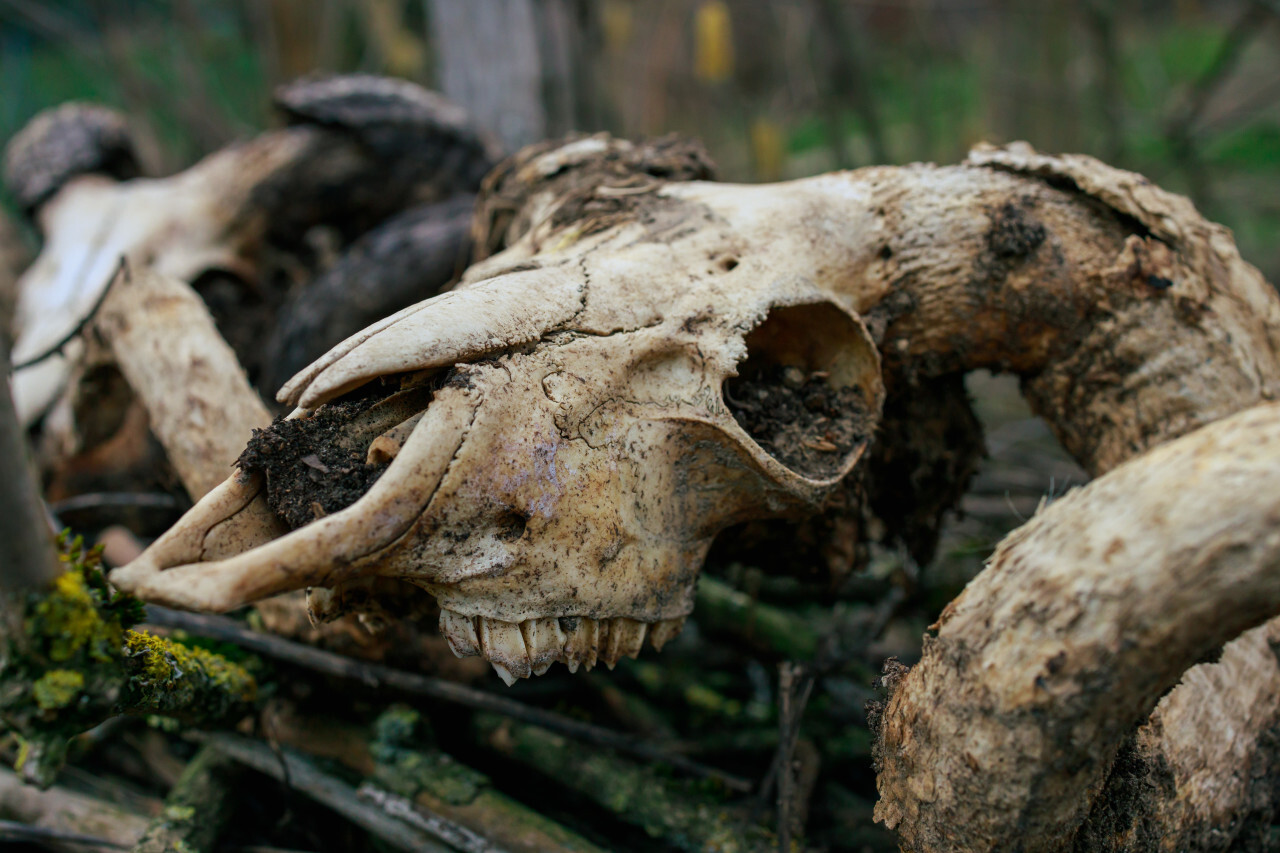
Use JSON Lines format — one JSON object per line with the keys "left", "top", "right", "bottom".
{"left": 238, "top": 395, "right": 391, "bottom": 530}
{"left": 724, "top": 365, "right": 874, "bottom": 480}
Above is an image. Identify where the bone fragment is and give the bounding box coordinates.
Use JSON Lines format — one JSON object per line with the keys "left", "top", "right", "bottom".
{"left": 92, "top": 266, "right": 270, "bottom": 500}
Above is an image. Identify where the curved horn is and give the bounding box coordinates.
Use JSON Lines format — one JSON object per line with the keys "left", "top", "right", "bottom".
{"left": 2, "top": 103, "right": 141, "bottom": 216}
{"left": 278, "top": 265, "right": 584, "bottom": 409}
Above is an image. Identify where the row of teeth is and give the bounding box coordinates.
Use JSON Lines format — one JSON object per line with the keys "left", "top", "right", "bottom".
{"left": 439, "top": 610, "right": 687, "bottom": 685}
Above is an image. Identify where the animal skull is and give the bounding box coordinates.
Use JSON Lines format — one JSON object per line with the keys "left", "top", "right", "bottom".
{"left": 116, "top": 136, "right": 1276, "bottom": 688}
{"left": 4, "top": 77, "right": 496, "bottom": 430}
{"left": 111, "top": 141, "right": 886, "bottom": 683}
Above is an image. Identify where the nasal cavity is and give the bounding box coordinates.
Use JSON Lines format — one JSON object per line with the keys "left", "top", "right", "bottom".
{"left": 493, "top": 508, "right": 530, "bottom": 542}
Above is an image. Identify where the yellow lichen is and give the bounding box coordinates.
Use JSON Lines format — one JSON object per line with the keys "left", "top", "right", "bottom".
{"left": 32, "top": 670, "right": 84, "bottom": 710}
{"left": 30, "top": 572, "right": 123, "bottom": 663}
{"left": 124, "top": 630, "right": 257, "bottom": 707}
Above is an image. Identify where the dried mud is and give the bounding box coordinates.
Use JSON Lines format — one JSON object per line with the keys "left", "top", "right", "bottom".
{"left": 238, "top": 396, "right": 391, "bottom": 530}
{"left": 725, "top": 365, "right": 874, "bottom": 480}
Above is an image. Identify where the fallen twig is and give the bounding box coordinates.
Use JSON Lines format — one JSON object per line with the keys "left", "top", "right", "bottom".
{"left": 197, "top": 732, "right": 453, "bottom": 853}
{"left": 144, "top": 606, "right": 753, "bottom": 792}
{"left": 474, "top": 713, "right": 775, "bottom": 852}
{"left": 0, "top": 819, "right": 128, "bottom": 850}
{"left": 10, "top": 256, "right": 126, "bottom": 371}
{"left": 0, "top": 766, "right": 148, "bottom": 851}
{"left": 355, "top": 783, "right": 506, "bottom": 853}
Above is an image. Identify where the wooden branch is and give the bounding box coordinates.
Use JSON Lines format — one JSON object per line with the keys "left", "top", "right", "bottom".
{"left": 0, "top": 538, "right": 256, "bottom": 787}
{"left": 694, "top": 576, "right": 822, "bottom": 660}
{"left": 266, "top": 705, "right": 605, "bottom": 853}
{"left": 474, "top": 713, "right": 775, "bottom": 852}
{"left": 872, "top": 402, "right": 1280, "bottom": 851}
{"left": 0, "top": 766, "right": 148, "bottom": 851}
{"left": 143, "top": 605, "right": 752, "bottom": 791}
{"left": 199, "top": 733, "right": 454, "bottom": 853}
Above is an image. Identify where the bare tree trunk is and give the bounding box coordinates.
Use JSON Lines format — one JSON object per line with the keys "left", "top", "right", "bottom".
{"left": 425, "top": 0, "right": 548, "bottom": 151}
{"left": 0, "top": 343, "right": 56, "bottom": 593}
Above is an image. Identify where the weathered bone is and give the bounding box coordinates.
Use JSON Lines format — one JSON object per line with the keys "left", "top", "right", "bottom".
{"left": 113, "top": 138, "right": 1280, "bottom": 699}
{"left": 5, "top": 78, "right": 495, "bottom": 429}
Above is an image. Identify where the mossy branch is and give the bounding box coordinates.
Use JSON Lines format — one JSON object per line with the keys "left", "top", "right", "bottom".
{"left": 0, "top": 535, "right": 257, "bottom": 788}
{"left": 474, "top": 712, "right": 776, "bottom": 853}
{"left": 131, "top": 745, "right": 241, "bottom": 853}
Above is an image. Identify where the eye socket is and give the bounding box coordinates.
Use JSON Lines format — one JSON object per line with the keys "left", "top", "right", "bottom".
{"left": 724, "top": 302, "right": 880, "bottom": 481}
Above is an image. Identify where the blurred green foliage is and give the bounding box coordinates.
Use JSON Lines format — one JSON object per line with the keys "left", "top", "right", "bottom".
{"left": 1, "top": 0, "right": 1277, "bottom": 278}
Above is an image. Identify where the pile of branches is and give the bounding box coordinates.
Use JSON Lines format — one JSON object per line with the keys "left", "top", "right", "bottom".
{"left": 4, "top": 74, "right": 1280, "bottom": 853}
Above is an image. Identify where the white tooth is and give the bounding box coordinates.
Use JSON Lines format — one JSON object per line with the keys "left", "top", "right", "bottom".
{"left": 560, "top": 616, "right": 600, "bottom": 672}
{"left": 609, "top": 618, "right": 648, "bottom": 663}
{"left": 490, "top": 662, "right": 519, "bottom": 687}
{"left": 439, "top": 609, "right": 481, "bottom": 658}
{"left": 648, "top": 617, "right": 687, "bottom": 651}
{"left": 521, "top": 617, "right": 567, "bottom": 676}
{"left": 480, "top": 617, "right": 531, "bottom": 681}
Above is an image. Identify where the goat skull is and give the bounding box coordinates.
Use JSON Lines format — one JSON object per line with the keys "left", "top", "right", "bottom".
{"left": 111, "top": 142, "right": 885, "bottom": 683}
{"left": 111, "top": 136, "right": 1280, "bottom": 689}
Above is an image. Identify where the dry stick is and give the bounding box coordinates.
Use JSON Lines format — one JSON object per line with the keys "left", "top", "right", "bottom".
{"left": 10, "top": 257, "right": 126, "bottom": 371}
{"left": 197, "top": 733, "right": 453, "bottom": 853}
{"left": 355, "top": 784, "right": 508, "bottom": 853}
{"left": 765, "top": 662, "right": 816, "bottom": 851}
{"left": 0, "top": 765, "right": 149, "bottom": 849}
{"left": 49, "top": 492, "right": 184, "bottom": 516}
{"left": 144, "top": 606, "right": 753, "bottom": 792}
{"left": 776, "top": 664, "right": 797, "bottom": 853}
{"left": 0, "top": 819, "right": 129, "bottom": 849}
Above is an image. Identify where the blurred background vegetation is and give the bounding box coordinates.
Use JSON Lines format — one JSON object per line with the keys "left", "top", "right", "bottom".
{"left": 2, "top": 0, "right": 1277, "bottom": 280}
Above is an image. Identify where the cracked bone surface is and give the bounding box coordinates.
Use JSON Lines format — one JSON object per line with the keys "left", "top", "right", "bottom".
{"left": 112, "top": 136, "right": 1280, "bottom": 693}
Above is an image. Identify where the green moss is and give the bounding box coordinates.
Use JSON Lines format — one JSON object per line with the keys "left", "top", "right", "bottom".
{"left": 1, "top": 533, "right": 258, "bottom": 786}
{"left": 475, "top": 714, "right": 775, "bottom": 852}
{"left": 371, "top": 705, "right": 484, "bottom": 805}
{"left": 32, "top": 670, "right": 84, "bottom": 710}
